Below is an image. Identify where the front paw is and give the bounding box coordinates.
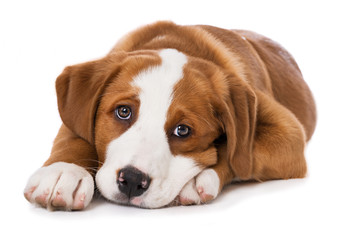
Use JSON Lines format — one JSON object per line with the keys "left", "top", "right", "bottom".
{"left": 178, "top": 169, "right": 220, "bottom": 205}
{"left": 24, "top": 162, "right": 94, "bottom": 211}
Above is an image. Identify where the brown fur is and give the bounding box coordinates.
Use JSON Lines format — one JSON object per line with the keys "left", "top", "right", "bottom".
{"left": 44, "top": 21, "right": 316, "bottom": 203}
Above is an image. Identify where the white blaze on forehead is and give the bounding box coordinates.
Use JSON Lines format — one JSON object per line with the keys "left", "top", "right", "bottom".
{"left": 132, "top": 49, "right": 187, "bottom": 137}
{"left": 128, "top": 48, "right": 188, "bottom": 171}
{"left": 95, "top": 49, "right": 200, "bottom": 207}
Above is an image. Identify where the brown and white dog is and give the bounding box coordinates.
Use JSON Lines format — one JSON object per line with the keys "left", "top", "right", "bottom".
{"left": 24, "top": 21, "right": 316, "bottom": 210}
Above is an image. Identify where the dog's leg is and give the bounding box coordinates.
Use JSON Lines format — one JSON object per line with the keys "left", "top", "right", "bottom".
{"left": 178, "top": 92, "right": 308, "bottom": 205}
{"left": 24, "top": 124, "right": 98, "bottom": 211}
{"left": 178, "top": 144, "right": 234, "bottom": 205}
{"left": 251, "top": 91, "right": 308, "bottom": 181}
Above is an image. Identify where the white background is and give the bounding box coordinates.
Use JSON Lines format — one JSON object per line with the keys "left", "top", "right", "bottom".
{"left": 1, "top": 0, "right": 359, "bottom": 239}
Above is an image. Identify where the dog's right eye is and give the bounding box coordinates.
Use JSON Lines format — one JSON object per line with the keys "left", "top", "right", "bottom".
{"left": 115, "top": 106, "right": 132, "bottom": 120}
{"left": 173, "top": 124, "right": 191, "bottom": 138}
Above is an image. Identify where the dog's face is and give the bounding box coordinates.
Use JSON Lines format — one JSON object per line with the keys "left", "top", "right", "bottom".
{"left": 56, "top": 48, "right": 256, "bottom": 208}
{"left": 95, "top": 49, "right": 225, "bottom": 208}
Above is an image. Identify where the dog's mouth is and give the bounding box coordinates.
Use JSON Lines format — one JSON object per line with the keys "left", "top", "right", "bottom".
{"left": 166, "top": 196, "right": 182, "bottom": 207}
{"left": 96, "top": 154, "right": 204, "bottom": 209}
{"left": 108, "top": 190, "right": 182, "bottom": 208}
{"left": 109, "top": 193, "right": 142, "bottom": 208}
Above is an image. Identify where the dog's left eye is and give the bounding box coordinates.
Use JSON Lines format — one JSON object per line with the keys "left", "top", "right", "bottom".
{"left": 115, "top": 106, "right": 132, "bottom": 120}
{"left": 173, "top": 125, "right": 191, "bottom": 138}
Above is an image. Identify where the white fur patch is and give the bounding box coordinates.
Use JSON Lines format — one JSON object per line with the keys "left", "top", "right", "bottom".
{"left": 24, "top": 162, "right": 94, "bottom": 210}
{"left": 96, "top": 49, "right": 203, "bottom": 208}
{"left": 179, "top": 168, "right": 220, "bottom": 205}
{"left": 196, "top": 169, "right": 220, "bottom": 198}
{"left": 179, "top": 178, "right": 201, "bottom": 204}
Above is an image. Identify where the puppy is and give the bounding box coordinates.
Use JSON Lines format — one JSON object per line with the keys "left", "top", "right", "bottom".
{"left": 24, "top": 21, "right": 316, "bottom": 210}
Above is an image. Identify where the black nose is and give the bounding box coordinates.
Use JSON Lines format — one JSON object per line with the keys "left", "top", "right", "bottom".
{"left": 117, "top": 166, "right": 151, "bottom": 198}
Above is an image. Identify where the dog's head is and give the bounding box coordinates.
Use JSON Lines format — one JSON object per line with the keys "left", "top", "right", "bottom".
{"left": 56, "top": 49, "right": 256, "bottom": 208}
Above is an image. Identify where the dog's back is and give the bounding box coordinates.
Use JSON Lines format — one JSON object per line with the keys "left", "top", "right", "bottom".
{"left": 232, "top": 29, "right": 317, "bottom": 140}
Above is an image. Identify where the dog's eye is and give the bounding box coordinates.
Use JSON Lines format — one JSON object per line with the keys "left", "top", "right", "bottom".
{"left": 115, "top": 106, "right": 132, "bottom": 120}
{"left": 173, "top": 125, "right": 191, "bottom": 138}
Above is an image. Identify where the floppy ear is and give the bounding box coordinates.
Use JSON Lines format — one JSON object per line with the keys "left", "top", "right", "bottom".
{"left": 220, "top": 77, "right": 257, "bottom": 180}
{"left": 56, "top": 54, "right": 123, "bottom": 144}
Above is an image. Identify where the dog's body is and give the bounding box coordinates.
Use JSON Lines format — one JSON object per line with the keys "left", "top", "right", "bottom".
{"left": 24, "top": 21, "right": 316, "bottom": 210}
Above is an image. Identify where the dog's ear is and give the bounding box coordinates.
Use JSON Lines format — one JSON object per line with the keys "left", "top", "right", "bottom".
{"left": 219, "top": 76, "right": 257, "bottom": 180}
{"left": 56, "top": 54, "right": 124, "bottom": 144}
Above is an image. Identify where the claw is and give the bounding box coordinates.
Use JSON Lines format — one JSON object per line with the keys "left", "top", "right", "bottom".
{"left": 51, "top": 191, "right": 67, "bottom": 208}
{"left": 35, "top": 192, "right": 49, "bottom": 207}
{"left": 24, "top": 186, "right": 36, "bottom": 202}
{"left": 73, "top": 193, "right": 86, "bottom": 210}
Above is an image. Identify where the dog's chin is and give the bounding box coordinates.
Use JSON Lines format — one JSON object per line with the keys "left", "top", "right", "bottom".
{"left": 105, "top": 193, "right": 142, "bottom": 208}
{"left": 105, "top": 191, "right": 179, "bottom": 209}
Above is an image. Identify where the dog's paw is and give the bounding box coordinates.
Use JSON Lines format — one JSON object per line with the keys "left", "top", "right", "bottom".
{"left": 178, "top": 169, "right": 220, "bottom": 205}
{"left": 24, "top": 162, "right": 94, "bottom": 211}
